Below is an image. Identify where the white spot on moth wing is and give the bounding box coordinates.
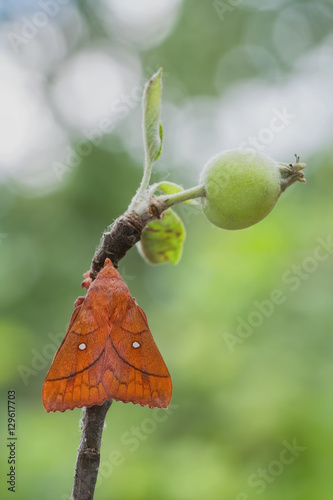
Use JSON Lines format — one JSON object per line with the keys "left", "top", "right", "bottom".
{"left": 78, "top": 343, "right": 87, "bottom": 350}
{"left": 132, "top": 341, "right": 140, "bottom": 348}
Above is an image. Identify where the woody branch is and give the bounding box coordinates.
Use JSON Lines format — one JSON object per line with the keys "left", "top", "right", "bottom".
{"left": 90, "top": 184, "right": 205, "bottom": 279}
{"left": 71, "top": 186, "right": 203, "bottom": 500}
{"left": 72, "top": 68, "right": 205, "bottom": 500}
{"left": 72, "top": 212, "right": 151, "bottom": 499}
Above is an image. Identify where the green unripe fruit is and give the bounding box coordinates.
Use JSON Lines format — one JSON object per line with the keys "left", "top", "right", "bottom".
{"left": 200, "top": 149, "right": 305, "bottom": 230}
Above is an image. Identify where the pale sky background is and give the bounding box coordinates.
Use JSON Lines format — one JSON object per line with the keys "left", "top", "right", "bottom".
{"left": 0, "top": 0, "right": 331, "bottom": 193}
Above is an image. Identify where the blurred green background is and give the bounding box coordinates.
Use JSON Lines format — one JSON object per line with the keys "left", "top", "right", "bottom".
{"left": 1, "top": 1, "right": 333, "bottom": 499}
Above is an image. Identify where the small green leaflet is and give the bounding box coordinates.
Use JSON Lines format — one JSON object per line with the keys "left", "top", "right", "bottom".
{"left": 143, "top": 68, "right": 163, "bottom": 165}
{"left": 153, "top": 181, "right": 199, "bottom": 205}
{"left": 137, "top": 209, "right": 186, "bottom": 265}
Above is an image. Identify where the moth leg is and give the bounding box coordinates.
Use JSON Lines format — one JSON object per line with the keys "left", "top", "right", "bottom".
{"left": 74, "top": 296, "right": 86, "bottom": 308}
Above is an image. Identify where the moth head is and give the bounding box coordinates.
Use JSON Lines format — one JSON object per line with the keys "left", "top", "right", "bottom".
{"left": 97, "top": 258, "right": 122, "bottom": 281}
{"left": 104, "top": 258, "right": 114, "bottom": 268}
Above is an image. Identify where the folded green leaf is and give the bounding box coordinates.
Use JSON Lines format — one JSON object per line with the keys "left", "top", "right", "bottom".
{"left": 137, "top": 208, "right": 186, "bottom": 265}
{"left": 155, "top": 123, "right": 163, "bottom": 162}
{"left": 143, "top": 68, "right": 163, "bottom": 165}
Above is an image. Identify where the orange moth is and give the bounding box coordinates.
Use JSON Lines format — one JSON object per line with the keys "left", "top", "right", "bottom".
{"left": 42, "top": 259, "right": 172, "bottom": 412}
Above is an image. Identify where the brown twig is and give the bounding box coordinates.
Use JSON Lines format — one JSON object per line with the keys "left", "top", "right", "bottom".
{"left": 90, "top": 210, "right": 153, "bottom": 279}
{"left": 72, "top": 401, "right": 112, "bottom": 500}
{"left": 71, "top": 200, "right": 166, "bottom": 500}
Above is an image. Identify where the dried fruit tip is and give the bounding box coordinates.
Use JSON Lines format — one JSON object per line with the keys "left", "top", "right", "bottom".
{"left": 279, "top": 154, "right": 306, "bottom": 192}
